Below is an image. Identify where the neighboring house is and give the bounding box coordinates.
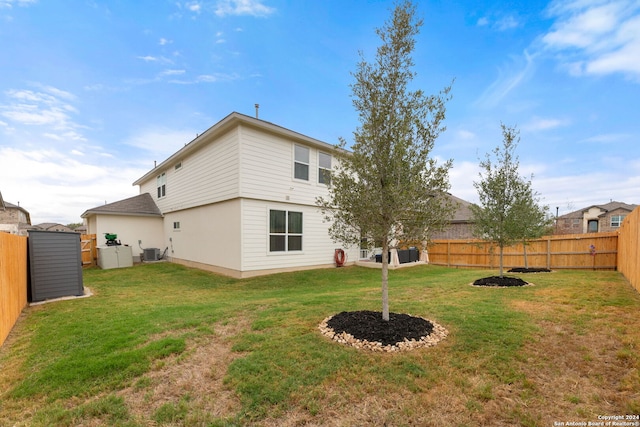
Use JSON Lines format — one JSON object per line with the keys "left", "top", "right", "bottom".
{"left": 555, "top": 201, "right": 638, "bottom": 235}
{"left": 429, "top": 194, "right": 475, "bottom": 240}
{"left": 81, "top": 193, "right": 164, "bottom": 261}
{"left": 32, "top": 223, "right": 75, "bottom": 233}
{"left": 82, "top": 112, "right": 360, "bottom": 277}
{"left": 0, "top": 191, "right": 32, "bottom": 236}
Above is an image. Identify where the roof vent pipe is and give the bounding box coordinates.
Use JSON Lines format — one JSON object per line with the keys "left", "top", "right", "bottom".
{"left": 255, "top": 103, "right": 259, "bottom": 119}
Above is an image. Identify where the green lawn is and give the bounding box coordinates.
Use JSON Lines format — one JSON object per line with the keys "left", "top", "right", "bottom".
{"left": 1, "top": 263, "right": 639, "bottom": 426}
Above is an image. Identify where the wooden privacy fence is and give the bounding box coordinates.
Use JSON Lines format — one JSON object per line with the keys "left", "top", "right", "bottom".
{"left": 428, "top": 232, "right": 619, "bottom": 271}
{"left": 618, "top": 207, "right": 640, "bottom": 294}
{"left": 0, "top": 233, "right": 28, "bottom": 347}
{"left": 81, "top": 234, "right": 97, "bottom": 267}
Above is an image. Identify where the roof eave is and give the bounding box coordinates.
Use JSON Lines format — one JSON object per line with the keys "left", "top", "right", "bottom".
{"left": 132, "top": 112, "right": 341, "bottom": 186}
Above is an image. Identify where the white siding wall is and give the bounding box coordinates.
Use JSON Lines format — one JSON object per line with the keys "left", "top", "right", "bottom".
{"left": 241, "top": 198, "right": 358, "bottom": 273}
{"left": 238, "top": 125, "right": 332, "bottom": 206}
{"left": 93, "top": 215, "right": 164, "bottom": 259}
{"left": 132, "top": 120, "right": 359, "bottom": 276}
{"left": 163, "top": 199, "right": 242, "bottom": 272}
{"left": 139, "top": 128, "right": 240, "bottom": 213}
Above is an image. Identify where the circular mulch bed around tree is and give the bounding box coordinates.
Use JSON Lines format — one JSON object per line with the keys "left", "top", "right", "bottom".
{"left": 471, "top": 276, "right": 530, "bottom": 287}
{"left": 318, "top": 310, "right": 448, "bottom": 352}
{"left": 507, "top": 267, "right": 551, "bottom": 273}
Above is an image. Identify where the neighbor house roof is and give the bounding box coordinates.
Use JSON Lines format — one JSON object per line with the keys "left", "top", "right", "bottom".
{"left": 81, "top": 193, "right": 162, "bottom": 218}
{"left": 447, "top": 194, "right": 474, "bottom": 223}
{"left": 559, "top": 201, "right": 638, "bottom": 219}
{"left": 0, "top": 196, "right": 32, "bottom": 224}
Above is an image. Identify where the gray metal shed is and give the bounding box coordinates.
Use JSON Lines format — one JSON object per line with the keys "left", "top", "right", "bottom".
{"left": 28, "top": 230, "right": 84, "bottom": 302}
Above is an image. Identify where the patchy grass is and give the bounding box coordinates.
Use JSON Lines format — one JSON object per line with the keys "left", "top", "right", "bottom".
{"left": 1, "top": 263, "right": 639, "bottom": 426}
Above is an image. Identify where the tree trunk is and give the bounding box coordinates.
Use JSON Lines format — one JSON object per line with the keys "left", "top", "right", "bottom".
{"left": 499, "top": 245, "right": 504, "bottom": 277}
{"left": 381, "top": 240, "right": 390, "bottom": 321}
{"left": 523, "top": 239, "right": 528, "bottom": 269}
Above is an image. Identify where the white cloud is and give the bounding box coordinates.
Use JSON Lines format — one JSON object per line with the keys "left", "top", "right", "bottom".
{"left": 214, "top": 0, "right": 275, "bottom": 17}
{"left": 160, "top": 69, "right": 186, "bottom": 76}
{"left": 137, "top": 55, "right": 173, "bottom": 64}
{"left": 495, "top": 15, "right": 519, "bottom": 31}
{"left": 581, "top": 133, "right": 631, "bottom": 143}
{"left": 543, "top": 0, "right": 640, "bottom": 79}
{"left": 122, "top": 128, "right": 198, "bottom": 159}
{"left": 0, "top": 86, "right": 87, "bottom": 141}
{"left": 0, "top": 0, "right": 35, "bottom": 8}
{"left": 476, "top": 14, "right": 519, "bottom": 31}
{"left": 475, "top": 50, "right": 537, "bottom": 108}
{"left": 522, "top": 116, "right": 570, "bottom": 131}
{"left": 0, "top": 146, "right": 144, "bottom": 223}
{"left": 187, "top": 1, "right": 201, "bottom": 13}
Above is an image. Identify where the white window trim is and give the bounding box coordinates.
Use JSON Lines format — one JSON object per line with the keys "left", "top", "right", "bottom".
{"left": 157, "top": 172, "right": 166, "bottom": 199}
{"left": 318, "top": 151, "right": 332, "bottom": 186}
{"left": 268, "top": 208, "right": 304, "bottom": 254}
{"left": 611, "top": 215, "right": 625, "bottom": 227}
{"left": 293, "top": 144, "right": 310, "bottom": 183}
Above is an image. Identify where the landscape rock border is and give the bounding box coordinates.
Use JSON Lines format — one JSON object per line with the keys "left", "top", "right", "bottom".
{"left": 318, "top": 314, "right": 448, "bottom": 353}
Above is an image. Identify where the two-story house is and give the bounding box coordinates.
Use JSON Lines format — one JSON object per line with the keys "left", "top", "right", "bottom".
{"left": 555, "top": 201, "right": 637, "bottom": 234}
{"left": 0, "top": 191, "right": 32, "bottom": 236}
{"left": 82, "top": 112, "right": 359, "bottom": 278}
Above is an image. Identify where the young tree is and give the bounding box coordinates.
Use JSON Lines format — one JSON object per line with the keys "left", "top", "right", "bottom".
{"left": 470, "top": 123, "right": 548, "bottom": 276}
{"left": 317, "top": 1, "right": 455, "bottom": 321}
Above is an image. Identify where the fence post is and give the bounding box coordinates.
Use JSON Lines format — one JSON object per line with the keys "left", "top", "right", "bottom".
{"left": 547, "top": 238, "right": 551, "bottom": 269}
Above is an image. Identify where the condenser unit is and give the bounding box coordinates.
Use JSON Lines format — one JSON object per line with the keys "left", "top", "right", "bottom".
{"left": 144, "top": 248, "right": 161, "bottom": 261}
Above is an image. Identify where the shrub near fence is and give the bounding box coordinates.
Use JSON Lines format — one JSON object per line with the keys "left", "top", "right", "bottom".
{"left": 428, "top": 232, "right": 619, "bottom": 271}
{"left": 0, "top": 233, "right": 27, "bottom": 347}
{"left": 618, "top": 206, "right": 640, "bottom": 294}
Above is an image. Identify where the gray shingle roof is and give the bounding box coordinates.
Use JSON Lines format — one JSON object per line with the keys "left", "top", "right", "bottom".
{"left": 81, "top": 193, "right": 162, "bottom": 218}
{"left": 559, "top": 201, "right": 638, "bottom": 219}
{"left": 447, "top": 193, "right": 475, "bottom": 222}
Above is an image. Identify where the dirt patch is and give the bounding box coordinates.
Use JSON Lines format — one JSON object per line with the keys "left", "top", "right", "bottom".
{"left": 117, "top": 319, "right": 247, "bottom": 423}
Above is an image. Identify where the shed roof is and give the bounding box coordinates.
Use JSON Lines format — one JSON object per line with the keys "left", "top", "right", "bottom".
{"left": 81, "top": 193, "right": 162, "bottom": 218}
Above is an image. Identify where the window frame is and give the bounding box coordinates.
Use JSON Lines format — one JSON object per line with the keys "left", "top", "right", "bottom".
{"left": 318, "top": 151, "right": 332, "bottom": 185}
{"left": 293, "top": 145, "right": 310, "bottom": 181}
{"left": 269, "top": 209, "right": 303, "bottom": 253}
{"left": 156, "top": 172, "right": 166, "bottom": 199}
{"left": 611, "top": 215, "right": 625, "bottom": 227}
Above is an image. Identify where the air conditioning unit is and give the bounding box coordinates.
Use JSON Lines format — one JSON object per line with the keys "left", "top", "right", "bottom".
{"left": 143, "top": 248, "right": 161, "bottom": 261}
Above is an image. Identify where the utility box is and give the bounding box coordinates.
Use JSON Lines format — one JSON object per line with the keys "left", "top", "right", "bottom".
{"left": 28, "top": 230, "right": 84, "bottom": 302}
{"left": 98, "top": 246, "right": 133, "bottom": 269}
{"left": 143, "top": 248, "right": 161, "bottom": 261}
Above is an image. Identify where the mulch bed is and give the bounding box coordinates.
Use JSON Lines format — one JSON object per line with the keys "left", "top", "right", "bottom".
{"left": 508, "top": 267, "right": 552, "bottom": 273}
{"left": 472, "top": 276, "right": 530, "bottom": 287}
{"left": 318, "top": 310, "right": 448, "bottom": 352}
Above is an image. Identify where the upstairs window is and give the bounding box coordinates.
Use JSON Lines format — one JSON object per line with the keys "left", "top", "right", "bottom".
{"left": 318, "top": 152, "right": 332, "bottom": 185}
{"left": 157, "top": 173, "right": 166, "bottom": 199}
{"left": 269, "top": 209, "right": 303, "bottom": 252}
{"left": 611, "top": 215, "right": 625, "bottom": 227}
{"left": 294, "top": 145, "right": 309, "bottom": 181}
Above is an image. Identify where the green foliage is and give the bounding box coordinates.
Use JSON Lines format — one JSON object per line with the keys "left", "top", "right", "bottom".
{"left": 317, "top": 1, "right": 455, "bottom": 320}
{"left": 470, "top": 123, "right": 551, "bottom": 275}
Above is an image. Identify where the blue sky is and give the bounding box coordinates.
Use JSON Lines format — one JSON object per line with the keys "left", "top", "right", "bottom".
{"left": 1, "top": 0, "right": 639, "bottom": 224}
